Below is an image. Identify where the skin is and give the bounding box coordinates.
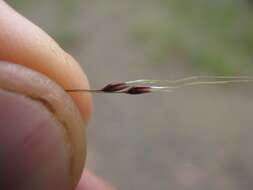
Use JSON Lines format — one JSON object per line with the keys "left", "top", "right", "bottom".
{"left": 0, "top": 1, "right": 114, "bottom": 190}
{"left": 0, "top": 0, "right": 92, "bottom": 121}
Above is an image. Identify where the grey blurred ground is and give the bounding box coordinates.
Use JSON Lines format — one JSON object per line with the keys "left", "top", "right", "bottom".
{"left": 10, "top": 1, "right": 253, "bottom": 189}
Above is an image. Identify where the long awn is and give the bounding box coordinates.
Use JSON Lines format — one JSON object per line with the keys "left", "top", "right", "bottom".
{"left": 66, "top": 76, "right": 253, "bottom": 95}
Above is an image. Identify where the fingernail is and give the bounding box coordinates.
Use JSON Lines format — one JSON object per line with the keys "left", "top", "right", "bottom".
{"left": 0, "top": 89, "right": 72, "bottom": 190}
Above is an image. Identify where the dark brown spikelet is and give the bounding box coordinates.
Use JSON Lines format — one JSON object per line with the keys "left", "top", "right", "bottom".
{"left": 125, "top": 86, "right": 151, "bottom": 95}
{"left": 102, "top": 83, "right": 128, "bottom": 92}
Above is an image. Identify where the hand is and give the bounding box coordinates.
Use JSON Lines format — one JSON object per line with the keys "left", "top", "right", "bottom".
{"left": 0, "top": 1, "right": 114, "bottom": 190}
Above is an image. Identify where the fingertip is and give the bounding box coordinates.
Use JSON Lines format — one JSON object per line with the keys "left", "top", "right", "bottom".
{"left": 0, "top": 62, "right": 86, "bottom": 190}
{"left": 0, "top": 89, "right": 71, "bottom": 190}
{"left": 76, "top": 171, "right": 116, "bottom": 190}
{"left": 0, "top": 1, "right": 92, "bottom": 121}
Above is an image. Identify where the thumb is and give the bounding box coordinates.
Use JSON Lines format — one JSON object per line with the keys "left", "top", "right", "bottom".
{"left": 0, "top": 62, "right": 86, "bottom": 190}
{"left": 0, "top": 1, "right": 92, "bottom": 189}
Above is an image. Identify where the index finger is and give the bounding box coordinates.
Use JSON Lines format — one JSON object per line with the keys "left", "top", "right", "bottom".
{"left": 0, "top": 0, "right": 92, "bottom": 121}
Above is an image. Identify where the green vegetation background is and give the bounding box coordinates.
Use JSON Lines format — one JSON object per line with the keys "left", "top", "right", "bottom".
{"left": 9, "top": 0, "right": 253, "bottom": 75}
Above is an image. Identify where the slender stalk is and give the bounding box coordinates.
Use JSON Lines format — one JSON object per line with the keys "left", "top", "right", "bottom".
{"left": 65, "top": 76, "right": 253, "bottom": 95}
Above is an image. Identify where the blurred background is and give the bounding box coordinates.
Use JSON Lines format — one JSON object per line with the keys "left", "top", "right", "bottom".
{"left": 7, "top": 0, "right": 253, "bottom": 189}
